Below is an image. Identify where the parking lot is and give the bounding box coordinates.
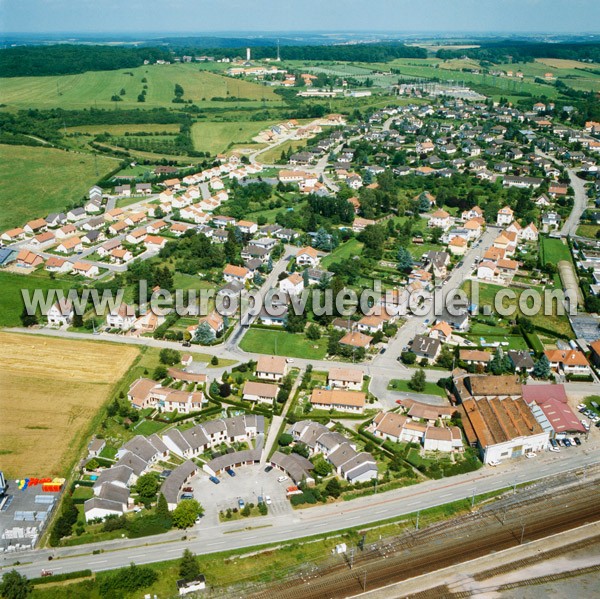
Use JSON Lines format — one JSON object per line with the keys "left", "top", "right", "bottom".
{"left": 190, "top": 464, "right": 293, "bottom": 525}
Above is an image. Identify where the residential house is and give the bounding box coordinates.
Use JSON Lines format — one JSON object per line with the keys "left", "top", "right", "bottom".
{"left": 411, "top": 335, "right": 441, "bottom": 362}
{"left": 223, "top": 264, "right": 251, "bottom": 284}
{"left": 310, "top": 389, "right": 366, "bottom": 414}
{"left": 107, "top": 303, "right": 136, "bottom": 330}
{"left": 327, "top": 368, "right": 364, "bottom": 391}
{"left": 296, "top": 246, "right": 320, "bottom": 267}
{"left": 46, "top": 298, "right": 73, "bottom": 326}
{"left": 496, "top": 206, "right": 514, "bottom": 226}
{"left": 255, "top": 355, "right": 288, "bottom": 381}
{"left": 242, "top": 381, "right": 279, "bottom": 405}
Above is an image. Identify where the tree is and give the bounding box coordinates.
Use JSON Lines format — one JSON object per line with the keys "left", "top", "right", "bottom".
{"left": 135, "top": 473, "right": 159, "bottom": 503}
{"left": 172, "top": 499, "right": 203, "bottom": 529}
{"left": 533, "top": 354, "right": 551, "bottom": 379}
{"left": 153, "top": 365, "right": 168, "bottom": 380}
{"left": 292, "top": 442, "right": 310, "bottom": 458}
{"left": 397, "top": 247, "right": 413, "bottom": 273}
{"left": 156, "top": 493, "right": 171, "bottom": 521}
{"left": 325, "top": 477, "right": 342, "bottom": 498}
{"left": 278, "top": 433, "right": 293, "bottom": 446}
{"left": 219, "top": 382, "right": 231, "bottom": 398}
{"left": 0, "top": 570, "right": 32, "bottom": 599}
{"left": 20, "top": 305, "right": 37, "bottom": 327}
{"left": 194, "top": 321, "right": 216, "bottom": 345}
{"left": 179, "top": 549, "right": 200, "bottom": 582}
{"left": 313, "top": 227, "right": 331, "bottom": 250}
{"left": 312, "top": 456, "right": 332, "bottom": 477}
{"left": 211, "top": 355, "right": 219, "bottom": 366}
{"left": 429, "top": 226, "right": 444, "bottom": 244}
{"left": 408, "top": 368, "right": 426, "bottom": 392}
{"left": 306, "top": 323, "right": 321, "bottom": 340}
{"left": 72, "top": 312, "right": 84, "bottom": 328}
{"left": 159, "top": 348, "right": 181, "bottom": 365}
{"left": 401, "top": 350, "right": 417, "bottom": 365}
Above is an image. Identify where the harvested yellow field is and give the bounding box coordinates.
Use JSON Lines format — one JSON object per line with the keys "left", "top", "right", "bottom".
{"left": 0, "top": 333, "right": 138, "bottom": 478}
{"left": 537, "top": 58, "right": 600, "bottom": 70}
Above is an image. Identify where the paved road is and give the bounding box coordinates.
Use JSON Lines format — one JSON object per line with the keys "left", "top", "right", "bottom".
{"left": 562, "top": 166, "right": 589, "bottom": 237}
{"left": 2, "top": 448, "right": 598, "bottom": 579}
{"left": 534, "top": 148, "right": 589, "bottom": 238}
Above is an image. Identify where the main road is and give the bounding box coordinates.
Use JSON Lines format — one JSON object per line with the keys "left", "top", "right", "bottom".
{"left": 2, "top": 448, "right": 598, "bottom": 579}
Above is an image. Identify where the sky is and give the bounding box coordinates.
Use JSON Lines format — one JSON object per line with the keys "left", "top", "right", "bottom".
{"left": 1, "top": 0, "right": 598, "bottom": 35}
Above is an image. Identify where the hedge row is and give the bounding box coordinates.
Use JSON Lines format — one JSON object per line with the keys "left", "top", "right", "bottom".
{"left": 30, "top": 569, "right": 93, "bottom": 585}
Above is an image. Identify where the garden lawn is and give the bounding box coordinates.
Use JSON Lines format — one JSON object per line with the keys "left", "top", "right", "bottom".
{"left": 321, "top": 238, "right": 364, "bottom": 268}
{"left": 240, "top": 327, "right": 328, "bottom": 359}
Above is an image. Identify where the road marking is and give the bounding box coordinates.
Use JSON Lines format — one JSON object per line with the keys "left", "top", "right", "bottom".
{"left": 206, "top": 542, "right": 224, "bottom": 546}
{"left": 167, "top": 549, "right": 180, "bottom": 553}
{"left": 130, "top": 554, "right": 144, "bottom": 558}
{"left": 89, "top": 560, "right": 107, "bottom": 564}
{"left": 440, "top": 492, "right": 454, "bottom": 498}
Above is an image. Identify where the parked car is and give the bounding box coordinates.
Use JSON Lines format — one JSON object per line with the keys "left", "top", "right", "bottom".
{"left": 488, "top": 459, "right": 500, "bottom": 467}
{"left": 183, "top": 486, "right": 193, "bottom": 493}
{"left": 264, "top": 465, "right": 273, "bottom": 473}
{"left": 225, "top": 468, "right": 235, "bottom": 477}
{"left": 563, "top": 438, "right": 572, "bottom": 447}
{"left": 265, "top": 495, "right": 272, "bottom": 505}
{"left": 181, "top": 492, "right": 194, "bottom": 500}
{"left": 595, "top": 421, "right": 600, "bottom": 428}
{"left": 182, "top": 341, "right": 191, "bottom": 347}
{"left": 238, "top": 499, "right": 245, "bottom": 509}
{"left": 209, "top": 476, "right": 220, "bottom": 484}
{"left": 573, "top": 437, "right": 582, "bottom": 446}
{"left": 277, "top": 476, "right": 289, "bottom": 483}
{"left": 525, "top": 452, "right": 537, "bottom": 458}
{"left": 258, "top": 495, "right": 264, "bottom": 504}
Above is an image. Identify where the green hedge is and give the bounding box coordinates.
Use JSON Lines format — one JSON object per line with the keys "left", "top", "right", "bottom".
{"left": 30, "top": 569, "right": 93, "bottom": 585}
{"left": 523, "top": 330, "right": 544, "bottom": 354}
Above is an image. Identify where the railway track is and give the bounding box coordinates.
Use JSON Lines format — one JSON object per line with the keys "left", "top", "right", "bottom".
{"left": 247, "top": 484, "right": 600, "bottom": 599}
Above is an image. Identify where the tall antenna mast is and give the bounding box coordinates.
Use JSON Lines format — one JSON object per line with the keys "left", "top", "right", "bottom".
{"left": 277, "top": 39, "right": 281, "bottom": 61}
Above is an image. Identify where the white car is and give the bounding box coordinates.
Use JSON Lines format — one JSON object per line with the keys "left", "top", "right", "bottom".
{"left": 549, "top": 446, "right": 560, "bottom": 453}
{"left": 582, "top": 420, "right": 590, "bottom": 430}
{"left": 577, "top": 403, "right": 586, "bottom": 410}
{"left": 265, "top": 495, "right": 272, "bottom": 505}
{"left": 277, "top": 476, "right": 288, "bottom": 483}
{"left": 488, "top": 459, "right": 500, "bottom": 467}
{"left": 286, "top": 358, "right": 294, "bottom": 363}
{"left": 525, "top": 452, "right": 537, "bottom": 459}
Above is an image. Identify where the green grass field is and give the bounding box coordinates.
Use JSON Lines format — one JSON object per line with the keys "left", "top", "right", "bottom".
{"left": 191, "top": 119, "right": 280, "bottom": 154}
{"left": 462, "top": 280, "right": 573, "bottom": 339}
{"left": 0, "top": 63, "right": 281, "bottom": 110}
{"left": 0, "top": 271, "right": 75, "bottom": 327}
{"left": 0, "top": 144, "right": 118, "bottom": 230}
{"left": 240, "top": 327, "right": 328, "bottom": 359}
{"left": 321, "top": 238, "right": 364, "bottom": 268}
{"left": 66, "top": 123, "right": 181, "bottom": 135}
{"left": 257, "top": 138, "right": 309, "bottom": 164}
{"left": 539, "top": 236, "right": 573, "bottom": 264}
{"left": 388, "top": 379, "right": 447, "bottom": 397}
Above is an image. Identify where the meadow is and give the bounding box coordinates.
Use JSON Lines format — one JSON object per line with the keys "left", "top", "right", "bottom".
{"left": 191, "top": 119, "right": 280, "bottom": 154}
{"left": 0, "top": 144, "right": 118, "bottom": 230}
{"left": 0, "top": 63, "right": 281, "bottom": 110}
{"left": 0, "top": 270, "right": 76, "bottom": 327}
{"left": 0, "top": 332, "right": 138, "bottom": 477}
